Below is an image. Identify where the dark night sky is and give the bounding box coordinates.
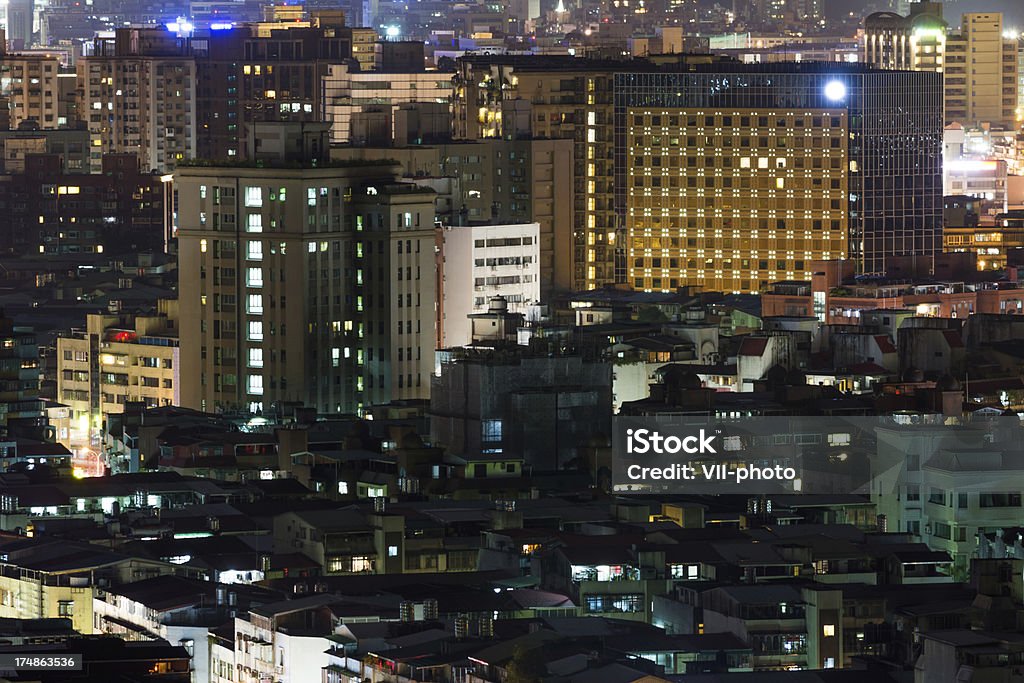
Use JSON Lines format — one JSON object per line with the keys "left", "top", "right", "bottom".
{"left": 818, "top": 0, "right": 1024, "bottom": 28}
{"left": 944, "top": 0, "right": 1024, "bottom": 28}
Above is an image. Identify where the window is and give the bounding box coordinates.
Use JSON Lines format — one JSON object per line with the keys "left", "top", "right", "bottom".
{"left": 980, "top": 493, "right": 1022, "bottom": 508}
{"left": 482, "top": 419, "right": 502, "bottom": 442}
{"left": 247, "top": 294, "right": 263, "bottom": 314}
{"left": 247, "top": 375, "right": 263, "bottom": 395}
{"left": 248, "top": 321, "right": 263, "bottom": 341}
{"left": 245, "top": 186, "right": 263, "bottom": 207}
{"left": 247, "top": 214, "right": 262, "bottom": 233}
{"left": 58, "top": 600, "right": 74, "bottom": 617}
{"left": 387, "top": 545, "right": 398, "bottom": 557}
{"left": 823, "top": 624, "right": 835, "bottom": 637}
{"left": 247, "top": 240, "right": 263, "bottom": 260}
{"left": 584, "top": 594, "right": 643, "bottom": 613}
{"left": 247, "top": 267, "right": 263, "bottom": 287}
{"left": 248, "top": 348, "right": 263, "bottom": 368}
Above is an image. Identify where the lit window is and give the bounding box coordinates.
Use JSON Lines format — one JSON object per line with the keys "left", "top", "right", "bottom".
{"left": 247, "top": 240, "right": 263, "bottom": 260}
{"left": 247, "top": 375, "right": 263, "bottom": 395}
{"left": 247, "top": 294, "right": 263, "bottom": 314}
{"left": 823, "top": 624, "right": 836, "bottom": 637}
{"left": 200, "top": 239, "right": 207, "bottom": 253}
{"left": 247, "top": 321, "right": 263, "bottom": 341}
{"left": 248, "top": 348, "right": 263, "bottom": 368}
{"left": 245, "top": 187, "right": 263, "bottom": 207}
{"left": 247, "top": 214, "right": 262, "bottom": 233}
{"left": 247, "top": 267, "right": 263, "bottom": 287}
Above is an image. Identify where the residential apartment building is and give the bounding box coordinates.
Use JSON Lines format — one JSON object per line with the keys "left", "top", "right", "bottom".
{"left": 439, "top": 222, "right": 541, "bottom": 348}
{"left": 0, "top": 128, "right": 90, "bottom": 173}
{"left": 334, "top": 136, "right": 575, "bottom": 297}
{"left": 177, "top": 124, "right": 435, "bottom": 417}
{"left": 0, "top": 153, "right": 165, "bottom": 256}
{"left": 56, "top": 301, "right": 180, "bottom": 451}
{"left": 945, "top": 13, "right": 1020, "bottom": 128}
{"left": 862, "top": 3, "right": 946, "bottom": 73}
{"left": 322, "top": 64, "right": 453, "bottom": 144}
{"left": 453, "top": 55, "right": 655, "bottom": 290}
{"left": 193, "top": 19, "right": 355, "bottom": 161}
{"left": 0, "top": 53, "right": 62, "bottom": 130}
{"left": 78, "top": 29, "right": 197, "bottom": 173}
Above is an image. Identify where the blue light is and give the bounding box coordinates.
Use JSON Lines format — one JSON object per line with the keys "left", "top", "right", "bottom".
{"left": 824, "top": 80, "right": 847, "bottom": 102}
{"left": 210, "top": 22, "right": 234, "bottom": 30}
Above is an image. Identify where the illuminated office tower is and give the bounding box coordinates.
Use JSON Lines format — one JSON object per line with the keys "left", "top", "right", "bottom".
{"left": 617, "top": 63, "right": 943, "bottom": 292}
{"left": 454, "top": 54, "right": 723, "bottom": 291}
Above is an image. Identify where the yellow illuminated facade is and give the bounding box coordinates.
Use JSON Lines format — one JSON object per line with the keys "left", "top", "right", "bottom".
{"left": 944, "top": 218, "right": 1024, "bottom": 270}
{"left": 626, "top": 108, "right": 848, "bottom": 293}
{"left": 57, "top": 303, "right": 180, "bottom": 450}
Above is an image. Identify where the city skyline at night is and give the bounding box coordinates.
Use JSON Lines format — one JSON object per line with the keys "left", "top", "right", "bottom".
{"left": 0, "top": 1, "right": 1018, "bottom": 681}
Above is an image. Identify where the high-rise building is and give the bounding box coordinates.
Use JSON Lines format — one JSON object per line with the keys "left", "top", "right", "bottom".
{"left": 453, "top": 54, "right": 728, "bottom": 291}
{"left": 945, "top": 13, "right": 1020, "bottom": 128}
{"left": 56, "top": 302, "right": 180, "bottom": 452}
{"left": 0, "top": 53, "right": 61, "bottom": 130}
{"left": 177, "top": 124, "right": 435, "bottom": 417}
{"left": 193, "top": 19, "right": 356, "bottom": 161}
{"left": 864, "top": 7, "right": 1021, "bottom": 128}
{"left": 617, "top": 63, "right": 943, "bottom": 290}
{"left": 862, "top": 2, "right": 946, "bottom": 72}
{"left": 455, "top": 56, "right": 942, "bottom": 292}
{"left": 6, "top": 0, "right": 34, "bottom": 50}
{"left": 438, "top": 222, "right": 541, "bottom": 348}
{"left": 1018, "top": 36, "right": 1024, "bottom": 125}
{"left": 333, "top": 136, "right": 575, "bottom": 297}
{"left": 322, "top": 63, "right": 453, "bottom": 145}
{"left": 78, "top": 29, "right": 197, "bottom": 173}
{"left": 454, "top": 56, "right": 642, "bottom": 291}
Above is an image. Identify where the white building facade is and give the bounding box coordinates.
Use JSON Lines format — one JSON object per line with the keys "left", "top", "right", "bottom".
{"left": 440, "top": 222, "right": 541, "bottom": 347}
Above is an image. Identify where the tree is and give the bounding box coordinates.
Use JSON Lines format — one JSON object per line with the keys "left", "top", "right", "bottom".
{"left": 636, "top": 306, "right": 668, "bottom": 323}
{"left": 506, "top": 644, "right": 545, "bottom": 683}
